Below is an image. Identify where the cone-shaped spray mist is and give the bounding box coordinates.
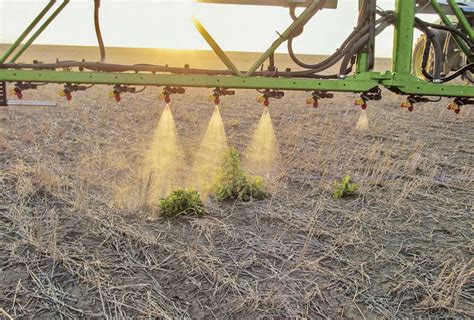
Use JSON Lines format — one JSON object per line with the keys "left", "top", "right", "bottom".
{"left": 192, "top": 105, "right": 228, "bottom": 196}
{"left": 140, "top": 104, "right": 184, "bottom": 205}
{"left": 356, "top": 109, "right": 369, "bottom": 131}
{"left": 244, "top": 107, "right": 279, "bottom": 177}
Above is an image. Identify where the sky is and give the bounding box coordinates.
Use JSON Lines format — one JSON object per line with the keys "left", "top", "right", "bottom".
{"left": 0, "top": 0, "right": 429, "bottom": 57}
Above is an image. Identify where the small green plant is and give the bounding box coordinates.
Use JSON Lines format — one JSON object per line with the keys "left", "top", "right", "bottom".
{"left": 332, "top": 175, "right": 359, "bottom": 199}
{"left": 159, "top": 189, "right": 205, "bottom": 218}
{"left": 214, "top": 148, "right": 267, "bottom": 201}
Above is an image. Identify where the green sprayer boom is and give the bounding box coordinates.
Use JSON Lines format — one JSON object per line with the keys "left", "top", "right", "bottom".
{"left": 1, "top": 0, "right": 474, "bottom": 112}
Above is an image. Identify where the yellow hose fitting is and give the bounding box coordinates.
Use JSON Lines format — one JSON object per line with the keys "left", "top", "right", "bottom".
{"left": 400, "top": 100, "right": 412, "bottom": 108}
{"left": 354, "top": 97, "right": 365, "bottom": 106}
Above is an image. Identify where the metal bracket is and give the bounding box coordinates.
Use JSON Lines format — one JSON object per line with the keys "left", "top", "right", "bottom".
{"left": 0, "top": 82, "right": 7, "bottom": 107}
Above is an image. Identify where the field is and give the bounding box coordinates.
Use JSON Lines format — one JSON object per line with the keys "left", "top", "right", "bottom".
{"left": 0, "top": 45, "right": 473, "bottom": 319}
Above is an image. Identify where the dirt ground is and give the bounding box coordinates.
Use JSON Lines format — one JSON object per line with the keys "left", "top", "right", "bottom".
{"left": 0, "top": 45, "right": 473, "bottom": 319}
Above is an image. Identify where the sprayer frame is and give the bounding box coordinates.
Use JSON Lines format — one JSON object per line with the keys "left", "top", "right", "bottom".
{"left": 0, "top": 0, "right": 473, "bottom": 101}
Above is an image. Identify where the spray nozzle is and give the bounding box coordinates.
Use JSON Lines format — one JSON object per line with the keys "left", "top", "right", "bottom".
{"left": 400, "top": 99, "right": 414, "bottom": 112}
{"left": 401, "top": 95, "right": 432, "bottom": 112}
{"left": 306, "top": 90, "right": 333, "bottom": 108}
{"left": 159, "top": 91, "right": 171, "bottom": 104}
{"left": 10, "top": 87, "right": 23, "bottom": 100}
{"left": 257, "top": 89, "right": 284, "bottom": 107}
{"left": 355, "top": 87, "right": 382, "bottom": 110}
{"left": 9, "top": 82, "right": 38, "bottom": 100}
{"left": 306, "top": 97, "right": 318, "bottom": 108}
{"left": 447, "top": 97, "right": 474, "bottom": 114}
{"left": 59, "top": 84, "right": 88, "bottom": 102}
{"left": 447, "top": 102, "right": 461, "bottom": 114}
{"left": 109, "top": 84, "right": 136, "bottom": 103}
{"left": 58, "top": 88, "right": 72, "bottom": 101}
{"left": 354, "top": 97, "right": 368, "bottom": 110}
{"left": 159, "top": 86, "right": 185, "bottom": 104}
{"left": 210, "top": 88, "right": 235, "bottom": 105}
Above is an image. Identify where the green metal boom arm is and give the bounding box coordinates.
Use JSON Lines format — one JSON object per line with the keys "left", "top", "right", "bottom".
{"left": 1, "top": 0, "right": 474, "bottom": 102}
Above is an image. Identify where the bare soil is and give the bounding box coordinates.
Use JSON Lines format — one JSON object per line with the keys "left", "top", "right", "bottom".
{"left": 0, "top": 45, "right": 473, "bottom": 319}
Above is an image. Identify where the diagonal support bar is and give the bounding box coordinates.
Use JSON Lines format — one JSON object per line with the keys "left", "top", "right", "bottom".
{"left": 0, "top": 0, "right": 57, "bottom": 63}
{"left": 447, "top": 0, "right": 474, "bottom": 41}
{"left": 192, "top": 18, "right": 241, "bottom": 76}
{"left": 431, "top": 0, "right": 473, "bottom": 62}
{"left": 245, "top": 0, "right": 323, "bottom": 76}
{"left": 10, "top": 0, "right": 70, "bottom": 63}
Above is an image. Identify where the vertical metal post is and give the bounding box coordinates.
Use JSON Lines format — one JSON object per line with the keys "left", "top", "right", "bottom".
{"left": 392, "top": 0, "right": 416, "bottom": 74}
{"left": 10, "top": 0, "right": 70, "bottom": 63}
{"left": 0, "top": 0, "right": 57, "bottom": 63}
{"left": 356, "top": 0, "right": 369, "bottom": 73}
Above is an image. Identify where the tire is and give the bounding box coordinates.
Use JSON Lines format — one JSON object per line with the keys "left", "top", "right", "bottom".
{"left": 413, "top": 34, "right": 430, "bottom": 79}
{"left": 412, "top": 31, "right": 449, "bottom": 80}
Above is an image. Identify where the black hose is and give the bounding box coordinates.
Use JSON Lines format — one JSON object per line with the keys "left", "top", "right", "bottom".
{"left": 421, "top": 38, "right": 474, "bottom": 82}
{"left": 132, "top": 86, "right": 147, "bottom": 93}
{"left": 288, "top": 25, "right": 366, "bottom": 71}
{"left": 94, "top": 0, "right": 106, "bottom": 62}
{"left": 415, "top": 18, "right": 444, "bottom": 82}
{"left": 286, "top": 2, "right": 391, "bottom": 76}
{"left": 367, "top": 0, "right": 377, "bottom": 69}
{"left": 416, "top": 18, "right": 474, "bottom": 82}
{"left": 421, "top": 21, "right": 474, "bottom": 49}
{"left": 287, "top": 0, "right": 369, "bottom": 70}
{"left": 287, "top": 0, "right": 347, "bottom": 70}
{"left": 0, "top": 59, "right": 353, "bottom": 79}
{"left": 338, "top": 17, "right": 394, "bottom": 76}
{"left": 439, "top": 63, "right": 474, "bottom": 82}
